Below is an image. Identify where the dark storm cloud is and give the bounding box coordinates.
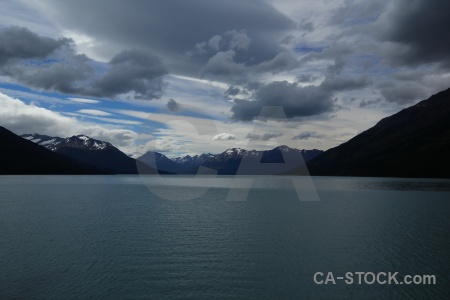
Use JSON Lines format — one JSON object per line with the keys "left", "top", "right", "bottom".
{"left": 231, "top": 73, "right": 370, "bottom": 122}
{"left": 246, "top": 132, "right": 282, "bottom": 141}
{"left": 0, "top": 27, "right": 95, "bottom": 94}
{"left": 0, "top": 27, "right": 166, "bottom": 99}
{"left": 292, "top": 131, "right": 325, "bottom": 140}
{"left": 324, "top": 0, "right": 450, "bottom": 105}
{"left": 88, "top": 49, "right": 167, "bottom": 99}
{"left": 321, "top": 76, "right": 370, "bottom": 92}
{"left": 379, "top": 0, "right": 450, "bottom": 67}
{"left": 166, "top": 99, "right": 180, "bottom": 112}
{"left": 225, "top": 86, "right": 240, "bottom": 97}
{"left": 38, "top": 0, "right": 295, "bottom": 78}
{"left": 3, "top": 48, "right": 95, "bottom": 94}
{"left": 359, "top": 98, "right": 382, "bottom": 108}
{"left": 231, "top": 81, "right": 335, "bottom": 121}
{"left": 0, "top": 26, "right": 66, "bottom": 65}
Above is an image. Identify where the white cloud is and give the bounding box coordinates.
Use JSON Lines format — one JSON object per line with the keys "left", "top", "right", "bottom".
{"left": 0, "top": 86, "right": 67, "bottom": 105}
{"left": 212, "top": 132, "right": 236, "bottom": 141}
{"left": 63, "top": 112, "right": 142, "bottom": 125}
{"left": 134, "top": 139, "right": 184, "bottom": 156}
{"left": 0, "top": 92, "right": 137, "bottom": 153}
{"left": 69, "top": 97, "right": 101, "bottom": 104}
{"left": 77, "top": 109, "right": 112, "bottom": 116}
{"left": 114, "top": 109, "right": 219, "bottom": 136}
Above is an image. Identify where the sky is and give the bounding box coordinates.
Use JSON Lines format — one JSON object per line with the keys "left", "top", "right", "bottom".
{"left": 0, "top": 0, "right": 449, "bottom": 157}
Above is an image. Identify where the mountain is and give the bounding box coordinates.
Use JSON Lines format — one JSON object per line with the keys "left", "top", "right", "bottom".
{"left": 201, "top": 146, "right": 323, "bottom": 175}
{"left": 200, "top": 148, "right": 247, "bottom": 175}
{"left": 21, "top": 132, "right": 323, "bottom": 176}
{"left": 304, "top": 87, "right": 450, "bottom": 178}
{"left": 0, "top": 126, "right": 103, "bottom": 175}
{"left": 21, "top": 133, "right": 65, "bottom": 151}
{"left": 137, "top": 151, "right": 183, "bottom": 174}
{"left": 22, "top": 134, "right": 139, "bottom": 174}
{"left": 137, "top": 146, "right": 323, "bottom": 175}
{"left": 172, "top": 153, "right": 215, "bottom": 173}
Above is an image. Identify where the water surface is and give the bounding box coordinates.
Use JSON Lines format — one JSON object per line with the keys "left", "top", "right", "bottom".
{"left": 1, "top": 176, "right": 449, "bottom": 299}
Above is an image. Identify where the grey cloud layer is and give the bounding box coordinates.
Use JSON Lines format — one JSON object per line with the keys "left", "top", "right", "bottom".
{"left": 3, "top": 0, "right": 450, "bottom": 121}
{"left": 380, "top": 0, "right": 450, "bottom": 67}
{"left": 246, "top": 132, "right": 282, "bottom": 141}
{"left": 0, "top": 26, "right": 65, "bottom": 65}
{"left": 375, "top": 0, "right": 450, "bottom": 102}
{"left": 231, "top": 72, "right": 370, "bottom": 121}
{"left": 328, "top": 0, "right": 450, "bottom": 70}
{"left": 0, "top": 27, "right": 166, "bottom": 99}
{"left": 37, "top": 0, "right": 295, "bottom": 78}
{"left": 231, "top": 81, "right": 334, "bottom": 121}
{"left": 308, "top": 0, "right": 450, "bottom": 106}
{"left": 87, "top": 49, "right": 166, "bottom": 99}
{"left": 293, "top": 131, "right": 325, "bottom": 140}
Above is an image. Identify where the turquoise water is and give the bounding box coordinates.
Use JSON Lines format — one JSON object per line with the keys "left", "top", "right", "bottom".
{"left": 1, "top": 176, "right": 449, "bottom": 299}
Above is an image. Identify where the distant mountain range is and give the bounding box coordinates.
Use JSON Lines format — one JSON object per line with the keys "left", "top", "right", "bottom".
{"left": 21, "top": 132, "right": 323, "bottom": 175}
{"left": 302, "top": 87, "right": 450, "bottom": 178}
{"left": 137, "top": 146, "right": 323, "bottom": 175}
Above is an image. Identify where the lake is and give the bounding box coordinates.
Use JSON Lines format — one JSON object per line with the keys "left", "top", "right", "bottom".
{"left": 1, "top": 175, "right": 449, "bottom": 299}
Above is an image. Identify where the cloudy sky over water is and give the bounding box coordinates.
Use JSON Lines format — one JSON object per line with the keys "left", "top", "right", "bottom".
{"left": 1, "top": 0, "right": 449, "bottom": 157}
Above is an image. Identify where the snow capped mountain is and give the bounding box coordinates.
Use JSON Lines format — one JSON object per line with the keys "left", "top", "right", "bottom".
{"left": 22, "top": 134, "right": 112, "bottom": 151}
{"left": 170, "top": 146, "right": 324, "bottom": 175}
{"left": 21, "top": 133, "right": 138, "bottom": 174}
{"left": 22, "top": 133, "right": 64, "bottom": 151}
{"left": 225, "top": 148, "right": 245, "bottom": 155}
{"left": 173, "top": 153, "right": 214, "bottom": 164}
{"left": 59, "top": 135, "right": 112, "bottom": 151}
{"left": 274, "top": 145, "right": 298, "bottom": 152}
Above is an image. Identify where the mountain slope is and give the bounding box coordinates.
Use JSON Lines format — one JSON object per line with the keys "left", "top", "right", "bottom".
{"left": 305, "top": 88, "right": 450, "bottom": 178}
{"left": 0, "top": 127, "right": 103, "bottom": 175}
{"left": 22, "top": 134, "right": 139, "bottom": 174}
{"left": 137, "top": 151, "right": 183, "bottom": 174}
{"left": 21, "top": 133, "right": 64, "bottom": 151}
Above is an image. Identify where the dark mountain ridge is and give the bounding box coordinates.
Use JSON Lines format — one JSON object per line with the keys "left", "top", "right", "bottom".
{"left": 0, "top": 127, "right": 104, "bottom": 175}
{"left": 304, "top": 87, "right": 450, "bottom": 178}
